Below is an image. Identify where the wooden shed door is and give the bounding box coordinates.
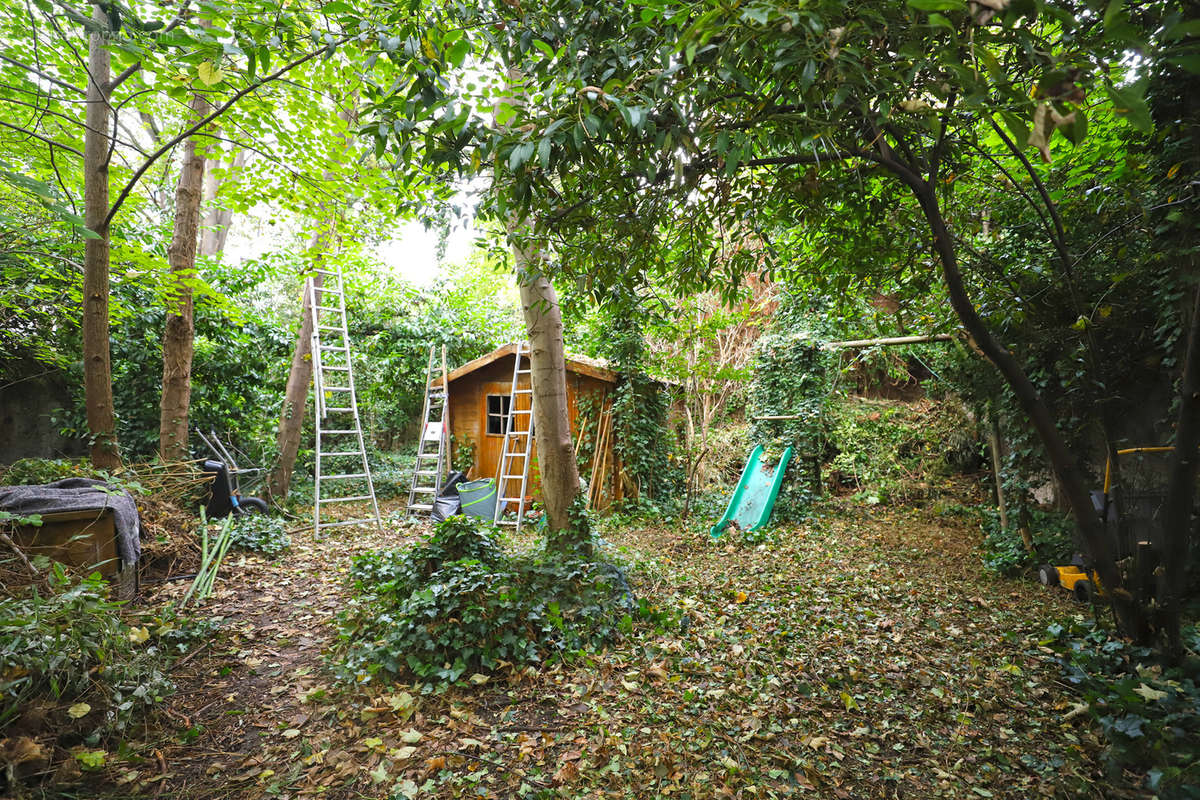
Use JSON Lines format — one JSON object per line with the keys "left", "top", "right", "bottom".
{"left": 479, "top": 379, "right": 539, "bottom": 505}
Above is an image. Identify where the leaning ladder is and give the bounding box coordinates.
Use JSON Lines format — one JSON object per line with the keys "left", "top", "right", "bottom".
{"left": 407, "top": 344, "right": 450, "bottom": 515}
{"left": 307, "top": 267, "right": 381, "bottom": 534}
{"left": 494, "top": 342, "right": 534, "bottom": 531}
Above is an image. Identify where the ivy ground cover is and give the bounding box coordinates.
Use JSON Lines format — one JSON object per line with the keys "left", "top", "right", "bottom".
{"left": 118, "top": 499, "right": 1122, "bottom": 800}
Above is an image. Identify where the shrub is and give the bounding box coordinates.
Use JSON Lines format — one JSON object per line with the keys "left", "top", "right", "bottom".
{"left": 1043, "top": 619, "right": 1200, "bottom": 797}
{"left": 334, "top": 516, "right": 635, "bottom": 687}
{"left": 0, "top": 566, "right": 174, "bottom": 738}
{"left": 827, "top": 398, "right": 978, "bottom": 504}
{"left": 748, "top": 329, "right": 831, "bottom": 521}
{"left": 980, "top": 506, "right": 1075, "bottom": 575}
{"left": 0, "top": 458, "right": 94, "bottom": 486}
{"left": 703, "top": 422, "right": 752, "bottom": 489}
{"left": 228, "top": 513, "right": 291, "bottom": 557}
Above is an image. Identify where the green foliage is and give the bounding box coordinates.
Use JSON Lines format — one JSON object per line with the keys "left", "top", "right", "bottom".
{"left": 827, "top": 398, "right": 979, "bottom": 505}
{"left": 229, "top": 513, "right": 291, "bottom": 557}
{"left": 17, "top": 247, "right": 295, "bottom": 465}
{"left": 110, "top": 272, "right": 292, "bottom": 463}
{"left": 0, "top": 458, "right": 146, "bottom": 497}
{"left": 347, "top": 258, "right": 522, "bottom": 448}
{"left": 980, "top": 507, "right": 1075, "bottom": 576}
{"left": 0, "top": 458, "right": 95, "bottom": 486}
{"left": 334, "top": 516, "right": 635, "bottom": 687}
{"left": 0, "top": 567, "right": 174, "bottom": 737}
{"left": 602, "top": 324, "right": 676, "bottom": 500}
{"left": 748, "top": 313, "right": 831, "bottom": 521}
{"left": 1043, "top": 619, "right": 1200, "bottom": 797}
{"left": 0, "top": 188, "right": 84, "bottom": 378}
{"left": 566, "top": 298, "right": 683, "bottom": 507}
{"left": 702, "top": 422, "right": 753, "bottom": 488}
{"left": 367, "top": 0, "right": 1192, "bottom": 306}
{"left": 367, "top": 515, "right": 506, "bottom": 583}
{"left": 546, "top": 491, "right": 599, "bottom": 558}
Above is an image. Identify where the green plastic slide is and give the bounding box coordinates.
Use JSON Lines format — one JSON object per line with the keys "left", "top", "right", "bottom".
{"left": 710, "top": 444, "right": 794, "bottom": 538}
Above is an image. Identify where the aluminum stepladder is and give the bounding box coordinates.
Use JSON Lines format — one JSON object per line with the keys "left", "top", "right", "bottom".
{"left": 406, "top": 344, "right": 450, "bottom": 515}
{"left": 307, "top": 267, "right": 381, "bottom": 534}
{"left": 494, "top": 342, "right": 534, "bottom": 531}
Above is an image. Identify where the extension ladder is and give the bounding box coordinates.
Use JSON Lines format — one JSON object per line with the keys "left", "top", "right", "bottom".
{"left": 307, "top": 267, "right": 381, "bottom": 534}
{"left": 406, "top": 344, "right": 450, "bottom": 515}
{"left": 494, "top": 342, "right": 534, "bottom": 531}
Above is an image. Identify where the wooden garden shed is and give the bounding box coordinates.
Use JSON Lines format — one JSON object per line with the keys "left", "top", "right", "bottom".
{"left": 441, "top": 343, "right": 624, "bottom": 510}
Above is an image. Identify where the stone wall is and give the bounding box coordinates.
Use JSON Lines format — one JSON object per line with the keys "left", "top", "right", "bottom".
{"left": 0, "top": 371, "right": 86, "bottom": 465}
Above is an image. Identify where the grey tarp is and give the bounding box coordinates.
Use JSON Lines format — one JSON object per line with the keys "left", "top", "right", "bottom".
{"left": 0, "top": 478, "right": 141, "bottom": 564}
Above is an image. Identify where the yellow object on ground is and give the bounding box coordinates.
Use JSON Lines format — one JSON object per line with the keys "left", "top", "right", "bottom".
{"left": 1038, "top": 564, "right": 1103, "bottom": 602}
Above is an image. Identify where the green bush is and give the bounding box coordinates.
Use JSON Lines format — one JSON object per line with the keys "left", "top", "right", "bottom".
{"left": 0, "top": 566, "right": 174, "bottom": 738}
{"left": 229, "top": 513, "right": 291, "bottom": 557}
{"left": 334, "top": 516, "right": 636, "bottom": 687}
{"left": 1043, "top": 619, "right": 1200, "bottom": 797}
{"left": 980, "top": 506, "right": 1075, "bottom": 575}
{"left": 0, "top": 457, "right": 125, "bottom": 488}
{"left": 0, "top": 458, "right": 90, "bottom": 486}
{"left": 748, "top": 329, "right": 831, "bottom": 521}
{"left": 827, "top": 398, "right": 978, "bottom": 504}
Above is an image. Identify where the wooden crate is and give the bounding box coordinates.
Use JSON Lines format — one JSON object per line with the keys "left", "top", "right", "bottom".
{"left": 10, "top": 508, "right": 137, "bottom": 600}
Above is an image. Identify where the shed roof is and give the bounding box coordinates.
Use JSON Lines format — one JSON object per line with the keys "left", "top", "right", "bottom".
{"left": 443, "top": 342, "right": 620, "bottom": 385}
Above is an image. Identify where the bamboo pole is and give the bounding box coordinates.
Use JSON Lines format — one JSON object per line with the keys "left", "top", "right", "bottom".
{"left": 822, "top": 333, "right": 955, "bottom": 350}
{"left": 598, "top": 406, "right": 614, "bottom": 507}
{"left": 588, "top": 407, "right": 609, "bottom": 506}
{"left": 588, "top": 405, "right": 613, "bottom": 510}
{"left": 573, "top": 409, "right": 591, "bottom": 459}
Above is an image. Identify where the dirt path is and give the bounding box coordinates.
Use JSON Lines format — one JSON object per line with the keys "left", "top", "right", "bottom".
{"left": 141, "top": 515, "right": 414, "bottom": 798}
{"left": 129, "top": 500, "right": 1115, "bottom": 800}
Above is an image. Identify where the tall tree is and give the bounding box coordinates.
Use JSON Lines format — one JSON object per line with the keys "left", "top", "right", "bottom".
{"left": 366, "top": 0, "right": 1199, "bottom": 639}
{"left": 264, "top": 228, "right": 330, "bottom": 504}
{"left": 82, "top": 3, "right": 118, "bottom": 468}
{"left": 158, "top": 94, "right": 211, "bottom": 462}
{"left": 516, "top": 252, "right": 584, "bottom": 547}
{"left": 0, "top": 0, "right": 361, "bottom": 466}
{"left": 198, "top": 142, "right": 245, "bottom": 260}
{"left": 263, "top": 97, "right": 358, "bottom": 504}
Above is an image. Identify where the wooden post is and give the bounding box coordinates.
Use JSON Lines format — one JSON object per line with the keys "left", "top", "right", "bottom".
{"left": 987, "top": 411, "right": 1011, "bottom": 535}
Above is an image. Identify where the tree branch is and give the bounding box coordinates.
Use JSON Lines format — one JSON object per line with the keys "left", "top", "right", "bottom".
{"left": 0, "top": 118, "right": 83, "bottom": 156}
{"left": 0, "top": 52, "right": 85, "bottom": 95}
{"left": 103, "top": 33, "right": 354, "bottom": 228}
{"left": 870, "top": 144, "right": 1138, "bottom": 634}
{"left": 986, "top": 115, "right": 1074, "bottom": 276}
{"left": 107, "top": 1, "right": 193, "bottom": 92}
{"left": 928, "top": 92, "right": 958, "bottom": 183}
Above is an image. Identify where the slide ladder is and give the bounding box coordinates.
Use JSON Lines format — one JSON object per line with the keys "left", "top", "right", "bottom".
{"left": 710, "top": 445, "right": 793, "bottom": 538}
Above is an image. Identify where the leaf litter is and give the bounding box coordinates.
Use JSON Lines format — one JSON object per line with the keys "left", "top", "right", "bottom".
{"left": 111, "top": 497, "right": 1115, "bottom": 799}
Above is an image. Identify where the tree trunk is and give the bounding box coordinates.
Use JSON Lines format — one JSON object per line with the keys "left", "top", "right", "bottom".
{"left": 158, "top": 94, "right": 210, "bottom": 462}
{"left": 877, "top": 152, "right": 1145, "bottom": 638}
{"left": 263, "top": 244, "right": 325, "bottom": 503}
{"left": 83, "top": 5, "right": 119, "bottom": 469}
{"left": 199, "top": 145, "right": 245, "bottom": 260}
{"left": 262, "top": 102, "right": 356, "bottom": 504}
{"left": 515, "top": 259, "right": 585, "bottom": 552}
{"left": 1160, "top": 286, "right": 1200, "bottom": 661}
{"left": 494, "top": 71, "right": 584, "bottom": 549}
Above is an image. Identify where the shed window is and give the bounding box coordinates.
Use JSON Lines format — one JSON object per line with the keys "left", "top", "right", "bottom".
{"left": 486, "top": 395, "right": 511, "bottom": 435}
